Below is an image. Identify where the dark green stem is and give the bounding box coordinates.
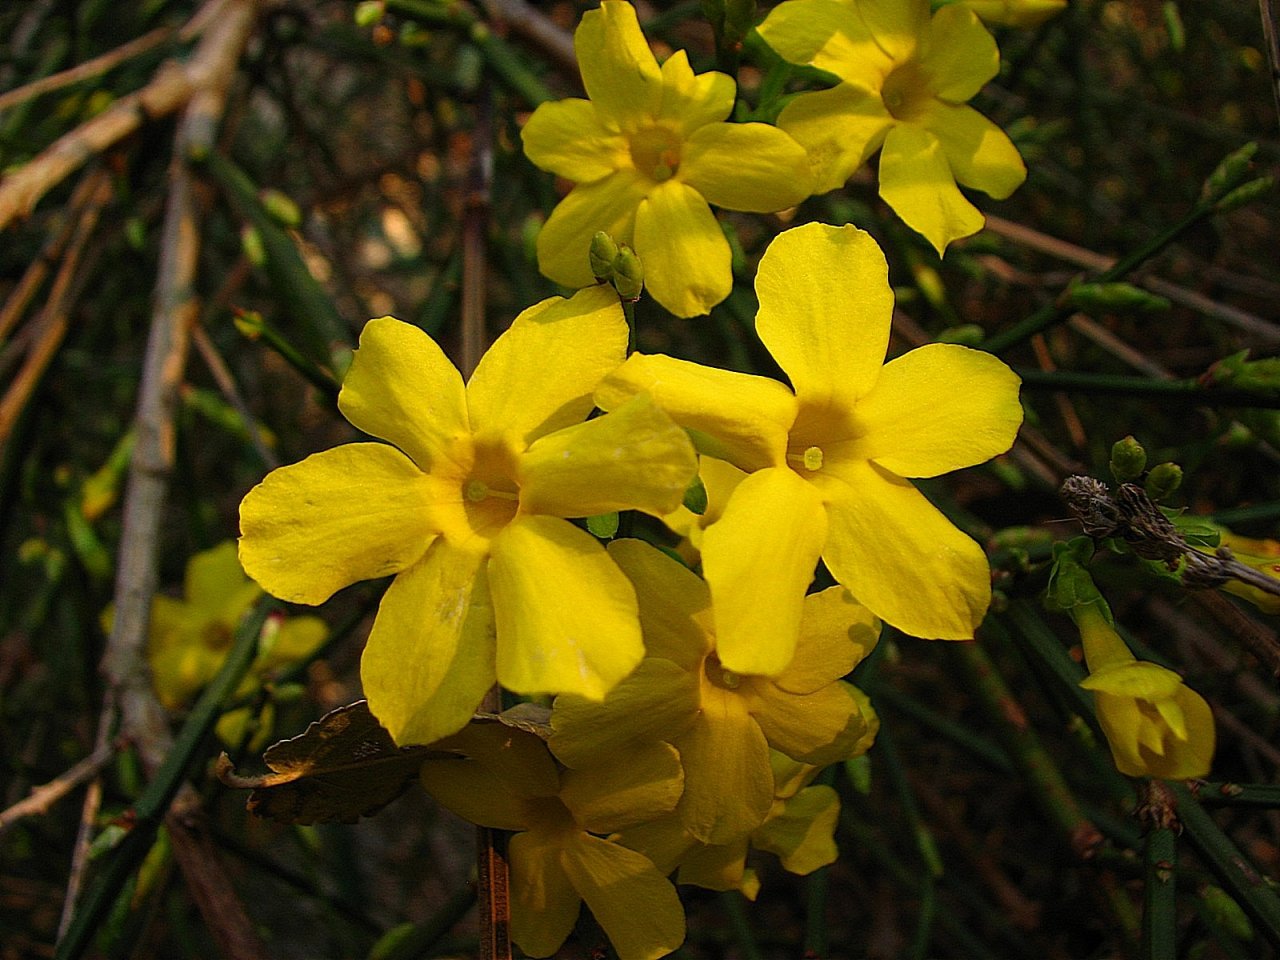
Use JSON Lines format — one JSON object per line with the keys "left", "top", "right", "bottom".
{"left": 980, "top": 200, "right": 1216, "bottom": 355}
{"left": 1143, "top": 825, "right": 1178, "bottom": 960}
{"left": 1016, "top": 368, "right": 1280, "bottom": 409}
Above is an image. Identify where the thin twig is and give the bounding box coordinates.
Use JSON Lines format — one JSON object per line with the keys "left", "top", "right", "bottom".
{"left": 102, "top": 0, "right": 259, "bottom": 778}
{"left": 1259, "top": 0, "right": 1280, "bottom": 130}
{"left": 0, "top": 170, "right": 112, "bottom": 448}
{"left": 0, "top": 26, "right": 175, "bottom": 115}
{"left": 57, "top": 698, "right": 115, "bottom": 941}
{"left": 477, "top": 0, "right": 577, "bottom": 75}
{"left": 0, "top": 740, "right": 115, "bottom": 836}
{"left": 0, "top": 0, "right": 233, "bottom": 231}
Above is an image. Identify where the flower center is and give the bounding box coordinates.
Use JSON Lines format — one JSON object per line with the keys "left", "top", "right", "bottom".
{"left": 787, "top": 445, "right": 825, "bottom": 473}
{"left": 704, "top": 654, "right": 743, "bottom": 691}
{"left": 629, "top": 125, "right": 682, "bottom": 182}
{"left": 880, "top": 61, "right": 932, "bottom": 122}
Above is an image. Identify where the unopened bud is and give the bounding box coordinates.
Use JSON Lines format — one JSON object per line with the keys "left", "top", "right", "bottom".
{"left": 260, "top": 189, "right": 302, "bottom": 228}
{"left": 612, "top": 246, "right": 644, "bottom": 301}
{"left": 1144, "top": 462, "right": 1183, "bottom": 501}
{"left": 1215, "top": 176, "right": 1274, "bottom": 214}
{"left": 1201, "top": 142, "right": 1258, "bottom": 202}
{"left": 1109, "top": 436, "right": 1147, "bottom": 483}
{"left": 1064, "top": 282, "right": 1169, "bottom": 314}
{"left": 589, "top": 231, "right": 619, "bottom": 282}
{"left": 354, "top": 0, "right": 384, "bottom": 27}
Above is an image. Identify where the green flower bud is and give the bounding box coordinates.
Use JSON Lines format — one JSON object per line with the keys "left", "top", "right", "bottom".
{"left": 1201, "top": 142, "right": 1258, "bottom": 202}
{"left": 240, "top": 225, "right": 266, "bottom": 267}
{"left": 260, "top": 189, "right": 302, "bottom": 228}
{"left": 1144, "top": 462, "right": 1183, "bottom": 501}
{"left": 1199, "top": 885, "right": 1254, "bottom": 942}
{"left": 589, "top": 231, "right": 619, "bottom": 282}
{"left": 612, "top": 246, "right": 644, "bottom": 301}
{"left": 1064, "top": 282, "right": 1169, "bottom": 314}
{"left": 1215, "top": 175, "right": 1274, "bottom": 214}
{"left": 1109, "top": 435, "right": 1147, "bottom": 483}
{"left": 354, "top": 0, "right": 384, "bottom": 27}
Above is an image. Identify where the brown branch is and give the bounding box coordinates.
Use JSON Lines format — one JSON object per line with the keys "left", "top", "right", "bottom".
{"left": 0, "top": 740, "right": 115, "bottom": 836}
{"left": 0, "top": 26, "right": 175, "bottom": 115}
{"left": 101, "top": 0, "right": 260, "bottom": 778}
{"left": 0, "top": 169, "right": 112, "bottom": 448}
{"left": 478, "top": 0, "right": 577, "bottom": 75}
{"left": 0, "top": 0, "right": 234, "bottom": 231}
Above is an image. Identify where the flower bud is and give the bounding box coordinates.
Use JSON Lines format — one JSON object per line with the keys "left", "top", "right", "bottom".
{"left": 589, "top": 231, "right": 619, "bottom": 282}
{"left": 1201, "top": 142, "right": 1258, "bottom": 202}
{"left": 1109, "top": 435, "right": 1147, "bottom": 483}
{"left": 612, "top": 246, "right": 644, "bottom": 301}
{"left": 1144, "top": 462, "right": 1183, "bottom": 501}
{"left": 1064, "top": 282, "right": 1169, "bottom": 315}
{"left": 1215, "top": 176, "right": 1274, "bottom": 214}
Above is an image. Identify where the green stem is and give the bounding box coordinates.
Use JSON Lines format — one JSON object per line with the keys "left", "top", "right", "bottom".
{"left": 1016, "top": 368, "right": 1280, "bottom": 409}
{"left": 1171, "top": 781, "right": 1280, "bottom": 947}
{"left": 383, "top": 0, "right": 554, "bottom": 106}
{"left": 1143, "top": 825, "right": 1178, "bottom": 960}
{"left": 1196, "top": 782, "right": 1280, "bottom": 808}
{"left": 980, "top": 200, "right": 1216, "bottom": 355}
{"left": 720, "top": 891, "right": 764, "bottom": 960}
{"left": 55, "top": 601, "right": 269, "bottom": 960}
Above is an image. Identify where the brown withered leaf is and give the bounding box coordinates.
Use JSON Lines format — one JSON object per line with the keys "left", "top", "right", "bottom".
{"left": 215, "top": 700, "right": 453, "bottom": 825}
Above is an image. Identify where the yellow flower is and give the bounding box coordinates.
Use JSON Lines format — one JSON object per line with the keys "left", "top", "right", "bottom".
{"left": 1074, "top": 603, "right": 1215, "bottom": 779}
{"left": 238, "top": 288, "right": 697, "bottom": 745}
{"left": 617, "top": 752, "right": 857, "bottom": 900}
{"left": 419, "top": 720, "right": 686, "bottom": 960}
{"left": 758, "top": 0, "right": 1027, "bottom": 254}
{"left": 521, "top": 0, "right": 812, "bottom": 317}
{"left": 597, "top": 223, "right": 1022, "bottom": 669}
{"left": 101, "top": 541, "right": 327, "bottom": 713}
{"left": 550, "top": 539, "right": 878, "bottom": 844}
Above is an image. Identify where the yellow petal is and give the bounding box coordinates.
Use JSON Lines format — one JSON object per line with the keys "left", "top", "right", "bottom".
{"left": 490, "top": 516, "right": 643, "bottom": 699}
{"left": 467, "top": 284, "right": 627, "bottom": 450}
{"left": 774, "top": 587, "right": 879, "bottom": 695}
{"left": 338, "top": 316, "right": 470, "bottom": 473}
{"left": 919, "top": 101, "right": 1027, "bottom": 199}
{"left": 851, "top": 343, "right": 1022, "bottom": 478}
{"left": 674, "top": 688, "right": 774, "bottom": 844}
{"left": 560, "top": 741, "right": 683, "bottom": 833}
{"left": 702, "top": 468, "right": 828, "bottom": 676}
{"left": 521, "top": 98, "right": 627, "bottom": 182}
{"left": 757, "top": 0, "right": 889, "bottom": 85}
{"left": 607, "top": 538, "right": 713, "bottom": 669}
{"left": 519, "top": 394, "right": 696, "bottom": 518}
{"left": 575, "top": 0, "right": 663, "bottom": 131}
{"left": 747, "top": 679, "right": 871, "bottom": 765}
{"left": 562, "top": 833, "right": 686, "bottom": 960}
{"left": 752, "top": 784, "right": 840, "bottom": 875}
{"left": 419, "top": 730, "right": 548, "bottom": 831}
{"left": 149, "top": 638, "right": 222, "bottom": 709}
{"left": 1093, "top": 692, "right": 1145, "bottom": 773}
{"left": 857, "top": 0, "right": 929, "bottom": 62}
{"left": 655, "top": 50, "right": 734, "bottom": 133}
{"left": 613, "top": 811, "right": 696, "bottom": 876}
{"left": 959, "top": 0, "right": 1067, "bottom": 27}
{"left": 509, "top": 831, "right": 581, "bottom": 959}
{"left": 360, "top": 541, "right": 496, "bottom": 745}
{"left": 755, "top": 223, "right": 894, "bottom": 409}
{"left": 776, "top": 85, "right": 894, "bottom": 193}
{"left": 878, "top": 122, "right": 984, "bottom": 255}
{"left": 1080, "top": 661, "right": 1184, "bottom": 699}
{"left": 918, "top": 4, "right": 998, "bottom": 102}
{"left": 633, "top": 179, "right": 732, "bottom": 317}
{"left": 596, "top": 353, "right": 796, "bottom": 472}
{"left": 822, "top": 460, "right": 991, "bottom": 638}
{"left": 676, "top": 838, "right": 749, "bottom": 892}
{"left": 255, "top": 614, "right": 328, "bottom": 673}
{"left": 535, "top": 170, "right": 651, "bottom": 289}
{"left": 681, "top": 123, "right": 812, "bottom": 212}
{"left": 238, "top": 444, "right": 435, "bottom": 605}
{"left": 550, "top": 659, "right": 700, "bottom": 769}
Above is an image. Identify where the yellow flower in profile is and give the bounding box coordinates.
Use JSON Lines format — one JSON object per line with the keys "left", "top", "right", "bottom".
{"left": 550, "top": 539, "right": 878, "bottom": 844}
{"left": 597, "top": 223, "right": 1023, "bottom": 670}
{"left": 953, "top": 0, "right": 1068, "bottom": 28}
{"left": 1073, "top": 602, "right": 1215, "bottom": 779}
{"left": 238, "top": 287, "right": 697, "bottom": 746}
{"left": 102, "top": 541, "right": 327, "bottom": 713}
{"left": 419, "top": 720, "right": 686, "bottom": 960}
{"left": 521, "top": 0, "right": 812, "bottom": 317}
{"left": 757, "top": 0, "right": 1027, "bottom": 254}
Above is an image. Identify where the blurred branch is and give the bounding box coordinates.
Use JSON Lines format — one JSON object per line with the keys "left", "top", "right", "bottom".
{"left": 1259, "top": 0, "right": 1280, "bottom": 129}
{"left": 102, "top": 0, "right": 259, "bottom": 777}
{"left": 477, "top": 0, "right": 576, "bottom": 75}
{"left": 0, "top": 0, "right": 234, "bottom": 231}
{"left": 0, "top": 739, "right": 115, "bottom": 836}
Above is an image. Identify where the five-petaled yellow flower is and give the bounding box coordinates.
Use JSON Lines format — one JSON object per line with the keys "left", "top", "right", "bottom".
{"left": 238, "top": 287, "right": 697, "bottom": 746}
{"left": 597, "top": 222, "right": 1023, "bottom": 671}
{"left": 521, "top": 0, "right": 812, "bottom": 317}
{"left": 550, "top": 539, "right": 878, "bottom": 844}
{"left": 758, "top": 0, "right": 1027, "bottom": 254}
{"left": 420, "top": 720, "right": 686, "bottom": 960}
{"left": 1074, "top": 602, "right": 1215, "bottom": 779}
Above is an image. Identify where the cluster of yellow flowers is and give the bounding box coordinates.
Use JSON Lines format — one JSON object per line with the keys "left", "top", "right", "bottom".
{"left": 121, "top": 1, "right": 1224, "bottom": 956}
